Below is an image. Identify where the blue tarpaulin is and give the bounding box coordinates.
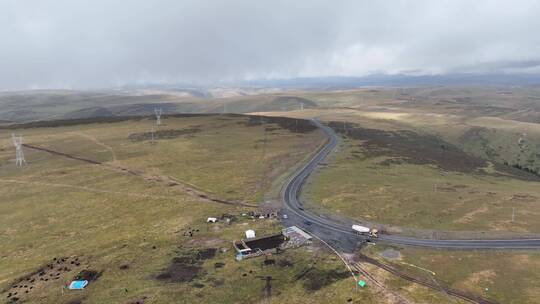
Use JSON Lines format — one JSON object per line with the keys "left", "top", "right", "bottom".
{"left": 69, "top": 280, "right": 88, "bottom": 290}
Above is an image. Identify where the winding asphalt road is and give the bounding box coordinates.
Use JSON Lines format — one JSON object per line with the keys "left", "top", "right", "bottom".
{"left": 281, "top": 119, "right": 540, "bottom": 250}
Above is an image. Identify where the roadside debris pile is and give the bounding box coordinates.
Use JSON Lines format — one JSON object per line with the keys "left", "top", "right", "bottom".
{"left": 206, "top": 214, "right": 237, "bottom": 224}
{"left": 281, "top": 226, "right": 312, "bottom": 249}
{"left": 205, "top": 211, "right": 277, "bottom": 228}
{"left": 252, "top": 207, "right": 279, "bottom": 219}
{"left": 240, "top": 209, "right": 278, "bottom": 220}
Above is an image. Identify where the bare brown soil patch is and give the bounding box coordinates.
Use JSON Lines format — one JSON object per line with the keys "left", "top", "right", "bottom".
{"left": 465, "top": 269, "right": 496, "bottom": 285}
{"left": 277, "top": 259, "right": 294, "bottom": 268}
{"left": 73, "top": 270, "right": 102, "bottom": 282}
{"left": 156, "top": 248, "right": 217, "bottom": 283}
{"left": 455, "top": 206, "right": 489, "bottom": 224}
{"left": 509, "top": 193, "right": 538, "bottom": 202}
{"left": 127, "top": 296, "right": 148, "bottom": 304}
{"left": 295, "top": 266, "right": 349, "bottom": 291}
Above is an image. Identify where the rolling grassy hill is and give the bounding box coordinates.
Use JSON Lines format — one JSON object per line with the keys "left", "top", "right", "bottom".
{"left": 0, "top": 90, "right": 319, "bottom": 123}
{"left": 5, "top": 86, "right": 540, "bottom": 303}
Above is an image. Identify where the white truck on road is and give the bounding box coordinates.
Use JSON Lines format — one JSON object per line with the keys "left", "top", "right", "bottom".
{"left": 352, "top": 224, "right": 378, "bottom": 237}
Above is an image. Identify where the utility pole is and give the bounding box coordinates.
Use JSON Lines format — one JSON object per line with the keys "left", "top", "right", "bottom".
{"left": 154, "top": 108, "right": 162, "bottom": 126}
{"left": 12, "top": 134, "right": 26, "bottom": 166}
{"left": 512, "top": 207, "right": 515, "bottom": 223}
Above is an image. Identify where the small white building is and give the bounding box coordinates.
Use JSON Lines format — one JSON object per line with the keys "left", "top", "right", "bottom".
{"left": 245, "top": 229, "right": 256, "bottom": 239}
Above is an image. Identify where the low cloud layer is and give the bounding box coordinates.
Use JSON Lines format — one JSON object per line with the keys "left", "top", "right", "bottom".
{"left": 1, "top": 0, "right": 540, "bottom": 89}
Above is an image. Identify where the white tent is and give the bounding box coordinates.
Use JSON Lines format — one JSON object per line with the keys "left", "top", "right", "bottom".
{"left": 245, "top": 229, "right": 255, "bottom": 239}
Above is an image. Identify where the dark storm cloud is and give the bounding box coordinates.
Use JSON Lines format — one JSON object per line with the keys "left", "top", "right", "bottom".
{"left": 1, "top": 0, "right": 540, "bottom": 90}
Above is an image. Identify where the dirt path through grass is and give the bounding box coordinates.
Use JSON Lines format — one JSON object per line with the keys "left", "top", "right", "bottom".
{"left": 22, "top": 143, "right": 257, "bottom": 208}
{"left": 357, "top": 254, "right": 497, "bottom": 304}
{"left": 352, "top": 262, "right": 410, "bottom": 304}
{"left": 0, "top": 178, "right": 181, "bottom": 201}
{"left": 70, "top": 131, "right": 117, "bottom": 162}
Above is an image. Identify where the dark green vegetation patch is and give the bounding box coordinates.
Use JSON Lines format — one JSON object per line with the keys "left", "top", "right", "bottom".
{"left": 128, "top": 128, "right": 201, "bottom": 141}
{"left": 243, "top": 116, "right": 317, "bottom": 133}
{"left": 329, "top": 121, "right": 486, "bottom": 173}
{"left": 329, "top": 121, "right": 540, "bottom": 181}
{"left": 273, "top": 96, "right": 317, "bottom": 108}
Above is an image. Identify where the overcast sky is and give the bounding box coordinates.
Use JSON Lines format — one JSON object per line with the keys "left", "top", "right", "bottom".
{"left": 1, "top": 0, "right": 540, "bottom": 90}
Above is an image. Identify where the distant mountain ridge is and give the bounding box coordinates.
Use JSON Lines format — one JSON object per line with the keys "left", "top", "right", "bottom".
{"left": 241, "top": 73, "right": 540, "bottom": 88}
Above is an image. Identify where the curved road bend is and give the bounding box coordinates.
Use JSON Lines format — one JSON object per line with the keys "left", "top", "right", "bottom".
{"left": 281, "top": 119, "right": 540, "bottom": 250}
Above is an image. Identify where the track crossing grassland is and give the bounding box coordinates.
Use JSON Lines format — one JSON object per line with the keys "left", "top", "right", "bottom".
{"left": 22, "top": 143, "right": 257, "bottom": 208}
{"left": 0, "top": 178, "right": 182, "bottom": 201}
{"left": 351, "top": 262, "right": 411, "bottom": 304}
{"left": 70, "top": 131, "right": 117, "bottom": 162}
{"left": 357, "top": 254, "right": 497, "bottom": 304}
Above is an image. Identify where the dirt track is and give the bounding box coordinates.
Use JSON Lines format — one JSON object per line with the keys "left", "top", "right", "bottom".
{"left": 22, "top": 143, "right": 256, "bottom": 208}
{"left": 357, "top": 254, "right": 497, "bottom": 304}
{"left": 71, "top": 131, "right": 117, "bottom": 162}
